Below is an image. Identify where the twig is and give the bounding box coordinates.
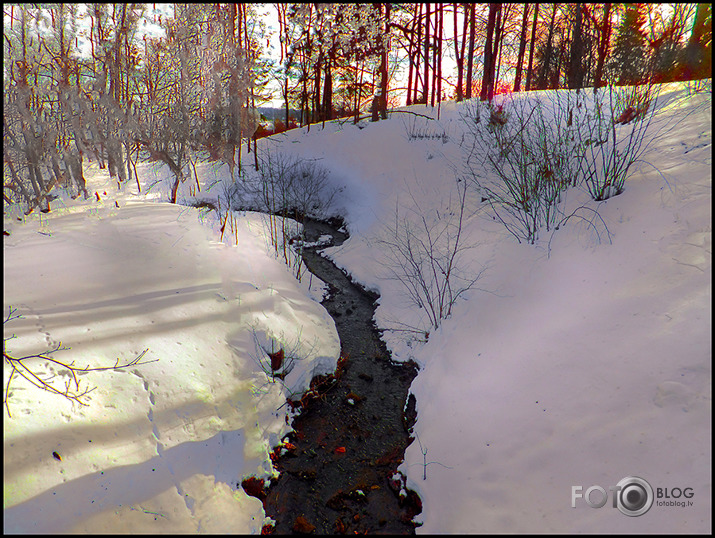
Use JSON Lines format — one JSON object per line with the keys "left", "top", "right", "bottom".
{"left": 4, "top": 310, "right": 157, "bottom": 418}
{"left": 4, "top": 306, "right": 23, "bottom": 324}
{"left": 547, "top": 203, "right": 612, "bottom": 258}
{"left": 412, "top": 433, "right": 453, "bottom": 480}
{"left": 390, "top": 110, "right": 437, "bottom": 121}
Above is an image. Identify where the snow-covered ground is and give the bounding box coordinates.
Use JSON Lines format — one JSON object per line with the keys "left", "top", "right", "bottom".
{"left": 4, "top": 81, "right": 711, "bottom": 533}
{"left": 3, "top": 167, "right": 340, "bottom": 532}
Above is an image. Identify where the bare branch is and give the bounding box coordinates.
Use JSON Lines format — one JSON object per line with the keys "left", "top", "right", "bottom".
{"left": 3, "top": 308, "right": 157, "bottom": 418}
{"left": 375, "top": 178, "right": 485, "bottom": 329}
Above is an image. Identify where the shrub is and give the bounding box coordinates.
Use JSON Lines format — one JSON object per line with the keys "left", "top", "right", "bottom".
{"left": 225, "top": 151, "right": 340, "bottom": 280}
{"left": 460, "top": 84, "right": 661, "bottom": 244}
{"left": 376, "top": 179, "right": 484, "bottom": 329}
{"left": 572, "top": 83, "right": 661, "bottom": 201}
{"left": 460, "top": 93, "right": 578, "bottom": 244}
{"left": 402, "top": 115, "right": 450, "bottom": 143}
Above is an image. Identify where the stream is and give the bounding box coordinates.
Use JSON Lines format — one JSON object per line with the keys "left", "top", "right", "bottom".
{"left": 250, "top": 217, "right": 422, "bottom": 534}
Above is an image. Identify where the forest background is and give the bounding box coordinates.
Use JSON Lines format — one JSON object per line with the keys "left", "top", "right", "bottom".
{"left": 3, "top": 3, "right": 712, "bottom": 213}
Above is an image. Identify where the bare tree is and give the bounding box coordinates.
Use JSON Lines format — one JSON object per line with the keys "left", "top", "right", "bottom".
{"left": 376, "top": 179, "right": 485, "bottom": 329}
{"left": 525, "top": 3, "right": 539, "bottom": 91}
{"left": 513, "top": 4, "right": 531, "bottom": 92}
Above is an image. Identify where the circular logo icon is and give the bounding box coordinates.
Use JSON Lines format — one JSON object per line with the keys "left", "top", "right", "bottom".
{"left": 615, "top": 476, "right": 654, "bottom": 517}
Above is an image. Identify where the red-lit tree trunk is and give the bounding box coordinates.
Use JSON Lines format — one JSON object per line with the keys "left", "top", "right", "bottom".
{"left": 412, "top": 3, "right": 423, "bottom": 104}
{"left": 423, "top": 3, "right": 431, "bottom": 104}
{"left": 594, "top": 3, "right": 612, "bottom": 90}
{"left": 453, "top": 3, "right": 467, "bottom": 101}
{"left": 525, "top": 3, "right": 539, "bottom": 91}
{"left": 480, "top": 3, "right": 499, "bottom": 101}
{"left": 406, "top": 5, "right": 417, "bottom": 105}
{"left": 514, "top": 4, "right": 530, "bottom": 92}
{"left": 431, "top": 3, "right": 443, "bottom": 107}
{"left": 465, "top": 3, "right": 476, "bottom": 99}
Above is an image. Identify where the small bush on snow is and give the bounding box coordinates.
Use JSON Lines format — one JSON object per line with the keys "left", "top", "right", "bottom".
{"left": 460, "top": 83, "right": 662, "bottom": 244}
{"left": 460, "top": 93, "right": 578, "bottom": 244}
{"left": 223, "top": 151, "right": 341, "bottom": 281}
{"left": 375, "top": 179, "right": 485, "bottom": 330}
{"left": 571, "top": 83, "right": 661, "bottom": 201}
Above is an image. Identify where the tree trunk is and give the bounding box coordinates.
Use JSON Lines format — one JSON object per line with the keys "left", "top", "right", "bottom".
{"left": 453, "top": 3, "right": 465, "bottom": 101}
{"left": 432, "top": 3, "right": 442, "bottom": 107}
{"left": 381, "top": 3, "right": 390, "bottom": 117}
{"left": 372, "top": 3, "right": 390, "bottom": 121}
{"left": 355, "top": 60, "right": 364, "bottom": 123}
{"left": 466, "top": 4, "right": 476, "bottom": 99}
{"left": 490, "top": 4, "right": 504, "bottom": 101}
{"left": 537, "top": 4, "right": 558, "bottom": 90}
{"left": 568, "top": 3, "right": 584, "bottom": 89}
{"left": 322, "top": 59, "right": 332, "bottom": 122}
{"left": 313, "top": 52, "right": 321, "bottom": 123}
{"left": 413, "top": 3, "right": 423, "bottom": 104}
{"left": 556, "top": 25, "right": 569, "bottom": 88}
{"left": 406, "top": 5, "right": 416, "bottom": 105}
{"left": 514, "top": 4, "right": 530, "bottom": 92}
{"left": 525, "top": 3, "right": 539, "bottom": 91}
{"left": 423, "top": 3, "right": 431, "bottom": 105}
{"left": 277, "top": 4, "right": 292, "bottom": 126}
{"left": 301, "top": 65, "right": 308, "bottom": 126}
{"left": 594, "top": 3, "right": 612, "bottom": 90}
{"left": 683, "top": 3, "right": 711, "bottom": 79}
{"left": 481, "top": 3, "right": 499, "bottom": 101}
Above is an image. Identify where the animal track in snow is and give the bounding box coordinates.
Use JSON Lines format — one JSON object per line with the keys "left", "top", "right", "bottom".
{"left": 18, "top": 303, "right": 56, "bottom": 348}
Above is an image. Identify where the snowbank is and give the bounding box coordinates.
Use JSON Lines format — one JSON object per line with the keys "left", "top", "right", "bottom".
{"left": 4, "top": 81, "right": 711, "bottom": 533}
{"left": 4, "top": 168, "right": 340, "bottom": 533}
{"left": 259, "top": 83, "right": 712, "bottom": 533}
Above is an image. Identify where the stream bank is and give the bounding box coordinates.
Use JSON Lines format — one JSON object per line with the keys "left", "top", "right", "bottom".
{"left": 251, "top": 217, "right": 422, "bottom": 534}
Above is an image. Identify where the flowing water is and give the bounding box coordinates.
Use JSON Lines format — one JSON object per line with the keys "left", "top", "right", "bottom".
{"left": 252, "top": 217, "right": 422, "bottom": 534}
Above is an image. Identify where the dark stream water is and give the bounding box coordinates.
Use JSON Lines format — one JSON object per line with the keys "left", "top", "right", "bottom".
{"left": 248, "top": 217, "right": 422, "bottom": 534}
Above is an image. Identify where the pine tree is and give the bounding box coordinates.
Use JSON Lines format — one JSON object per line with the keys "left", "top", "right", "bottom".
{"left": 610, "top": 4, "right": 649, "bottom": 85}
{"left": 682, "top": 4, "right": 712, "bottom": 81}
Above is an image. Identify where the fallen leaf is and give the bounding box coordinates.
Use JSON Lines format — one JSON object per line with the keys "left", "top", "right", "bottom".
{"left": 292, "top": 515, "right": 315, "bottom": 533}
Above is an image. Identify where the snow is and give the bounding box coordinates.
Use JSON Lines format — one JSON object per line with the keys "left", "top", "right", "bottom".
{"left": 3, "top": 168, "right": 339, "bottom": 533}
{"left": 4, "top": 81, "right": 711, "bottom": 533}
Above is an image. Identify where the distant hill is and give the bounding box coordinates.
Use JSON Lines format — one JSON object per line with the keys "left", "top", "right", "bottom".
{"left": 256, "top": 107, "right": 301, "bottom": 122}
